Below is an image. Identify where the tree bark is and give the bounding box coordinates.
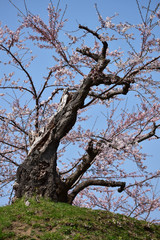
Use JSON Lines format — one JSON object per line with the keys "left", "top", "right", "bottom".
{"left": 14, "top": 73, "right": 92, "bottom": 202}
{"left": 68, "top": 179, "right": 126, "bottom": 204}
{"left": 15, "top": 140, "right": 60, "bottom": 201}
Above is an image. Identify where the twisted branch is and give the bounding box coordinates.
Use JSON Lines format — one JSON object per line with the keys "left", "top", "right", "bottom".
{"left": 68, "top": 179, "right": 126, "bottom": 204}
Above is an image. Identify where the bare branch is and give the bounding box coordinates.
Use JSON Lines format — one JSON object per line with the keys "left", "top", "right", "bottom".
{"left": 137, "top": 123, "right": 160, "bottom": 143}
{"left": 126, "top": 173, "right": 160, "bottom": 189}
{"left": 38, "top": 69, "right": 53, "bottom": 99}
{"left": 0, "top": 115, "right": 28, "bottom": 136}
{"left": 129, "top": 55, "right": 160, "bottom": 77}
{"left": 0, "top": 153, "right": 20, "bottom": 167}
{"left": 82, "top": 74, "right": 131, "bottom": 108}
{"left": 0, "top": 86, "right": 34, "bottom": 96}
{"left": 68, "top": 179, "right": 126, "bottom": 204}
{"left": 78, "top": 24, "right": 108, "bottom": 60}
{"left": 88, "top": 83, "right": 130, "bottom": 103}
{"left": 60, "top": 158, "right": 82, "bottom": 175}
{"left": 136, "top": 0, "right": 145, "bottom": 24}
{"left": 65, "top": 140, "right": 99, "bottom": 188}
{"left": 0, "top": 140, "right": 26, "bottom": 151}
{"left": 0, "top": 44, "right": 37, "bottom": 98}
{"left": 76, "top": 47, "right": 99, "bottom": 62}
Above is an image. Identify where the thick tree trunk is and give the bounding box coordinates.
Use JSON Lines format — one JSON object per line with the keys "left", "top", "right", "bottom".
{"left": 13, "top": 78, "right": 90, "bottom": 202}
{"left": 14, "top": 105, "right": 79, "bottom": 202}
{"left": 14, "top": 139, "right": 69, "bottom": 202}
{"left": 13, "top": 60, "right": 94, "bottom": 202}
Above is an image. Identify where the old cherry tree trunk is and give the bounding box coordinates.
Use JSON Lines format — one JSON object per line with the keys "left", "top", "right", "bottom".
{"left": 13, "top": 26, "right": 126, "bottom": 204}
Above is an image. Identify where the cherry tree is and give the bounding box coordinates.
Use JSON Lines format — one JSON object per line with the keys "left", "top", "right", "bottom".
{"left": 0, "top": 0, "right": 160, "bottom": 222}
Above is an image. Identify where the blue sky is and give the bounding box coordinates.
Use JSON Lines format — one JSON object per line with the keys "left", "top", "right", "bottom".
{"left": 0, "top": 0, "right": 160, "bottom": 220}
{"left": 0, "top": 0, "right": 153, "bottom": 29}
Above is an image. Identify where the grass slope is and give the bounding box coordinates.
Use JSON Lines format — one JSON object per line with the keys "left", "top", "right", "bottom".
{"left": 0, "top": 198, "right": 160, "bottom": 240}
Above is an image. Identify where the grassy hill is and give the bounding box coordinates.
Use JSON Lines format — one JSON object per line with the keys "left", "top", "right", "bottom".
{"left": 0, "top": 197, "right": 160, "bottom": 240}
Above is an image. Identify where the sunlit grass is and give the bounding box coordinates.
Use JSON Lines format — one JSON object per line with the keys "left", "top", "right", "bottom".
{"left": 0, "top": 197, "right": 160, "bottom": 239}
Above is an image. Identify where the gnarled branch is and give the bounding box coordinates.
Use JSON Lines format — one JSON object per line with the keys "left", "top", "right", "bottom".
{"left": 65, "top": 140, "right": 99, "bottom": 188}
{"left": 68, "top": 179, "right": 126, "bottom": 204}
{"left": 137, "top": 123, "right": 160, "bottom": 143}
{"left": 78, "top": 24, "right": 110, "bottom": 71}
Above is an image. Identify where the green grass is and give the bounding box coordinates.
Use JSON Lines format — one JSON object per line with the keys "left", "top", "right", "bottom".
{"left": 0, "top": 197, "right": 160, "bottom": 240}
